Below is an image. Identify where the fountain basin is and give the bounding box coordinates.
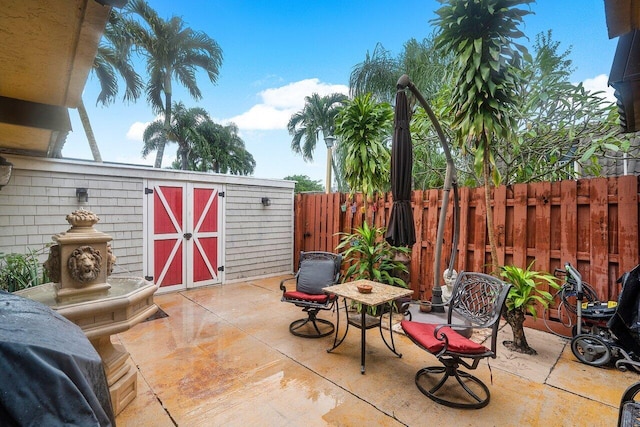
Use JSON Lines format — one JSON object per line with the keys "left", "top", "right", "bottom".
{"left": 16, "top": 277, "right": 158, "bottom": 415}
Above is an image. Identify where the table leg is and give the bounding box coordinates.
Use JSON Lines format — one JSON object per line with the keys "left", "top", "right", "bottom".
{"left": 327, "top": 298, "right": 349, "bottom": 353}
{"left": 379, "top": 302, "right": 402, "bottom": 358}
{"left": 361, "top": 307, "right": 366, "bottom": 374}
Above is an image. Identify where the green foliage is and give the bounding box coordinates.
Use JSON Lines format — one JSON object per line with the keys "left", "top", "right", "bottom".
{"left": 0, "top": 247, "right": 50, "bottom": 293}
{"left": 434, "top": 0, "right": 533, "bottom": 183}
{"left": 124, "top": 0, "right": 223, "bottom": 168}
{"left": 334, "top": 93, "right": 394, "bottom": 198}
{"left": 145, "top": 101, "right": 255, "bottom": 175}
{"left": 183, "top": 121, "right": 255, "bottom": 175}
{"left": 284, "top": 175, "right": 324, "bottom": 193}
{"left": 287, "top": 92, "right": 348, "bottom": 191}
{"left": 349, "top": 35, "right": 451, "bottom": 104}
{"left": 336, "top": 221, "right": 409, "bottom": 288}
{"left": 500, "top": 262, "right": 560, "bottom": 319}
{"left": 499, "top": 30, "right": 623, "bottom": 184}
{"left": 144, "top": 102, "right": 209, "bottom": 170}
{"left": 94, "top": 10, "right": 142, "bottom": 106}
{"left": 434, "top": 0, "right": 533, "bottom": 274}
{"left": 287, "top": 93, "right": 347, "bottom": 162}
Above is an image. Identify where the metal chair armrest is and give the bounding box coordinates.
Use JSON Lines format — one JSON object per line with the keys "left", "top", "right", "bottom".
{"left": 279, "top": 276, "right": 296, "bottom": 292}
{"left": 433, "top": 322, "right": 478, "bottom": 337}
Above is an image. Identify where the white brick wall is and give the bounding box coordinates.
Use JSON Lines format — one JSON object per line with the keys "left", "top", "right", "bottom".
{"left": 0, "top": 155, "right": 294, "bottom": 285}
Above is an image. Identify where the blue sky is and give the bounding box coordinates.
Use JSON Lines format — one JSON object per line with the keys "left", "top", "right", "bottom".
{"left": 63, "top": 0, "right": 618, "bottom": 185}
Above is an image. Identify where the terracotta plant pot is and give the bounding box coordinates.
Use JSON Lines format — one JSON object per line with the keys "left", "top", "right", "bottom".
{"left": 419, "top": 300, "right": 432, "bottom": 313}
{"left": 357, "top": 283, "right": 372, "bottom": 294}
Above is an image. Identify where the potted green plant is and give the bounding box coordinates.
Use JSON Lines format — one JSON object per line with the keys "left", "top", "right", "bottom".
{"left": 500, "top": 261, "right": 560, "bottom": 355}
{"left": 336, "top": 221, "right": 410, "bottom": 315}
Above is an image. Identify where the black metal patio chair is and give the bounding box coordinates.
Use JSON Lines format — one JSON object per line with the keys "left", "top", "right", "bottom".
{"left": 401, "top": 271, "right": 511, "bottom": 409}
{"left": 619, "top": 381, "right": 640, "bottom": 427}
{"left": 280, "top": 251, "right": 342, "bottom": 338}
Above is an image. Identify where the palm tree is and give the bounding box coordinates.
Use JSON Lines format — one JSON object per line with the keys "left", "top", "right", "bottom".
{"left": 142, "top": 102, "right": 209, "bottom": 170}
{"left": 349, "top": 36, "right": 451, "bottom": 104}
{"left": 334, "top": 93, "right": 394, "bottom": 204}
{"left": 125, "top": 0, "right": 223, "bottom": 168}
{"left": 185, "top": 121, "right": 256, "bottom": 175}
{"left": 77, "top": 10, "right": 142, "bottom": 161}
{"left": 349, "top": 43, "right": 398, "bottom": 103}
{"left": 287, "top": 93, "right": 347, "bottom": 191}
{"left": 433, "top": 0, "right": 532, "bottom": 274}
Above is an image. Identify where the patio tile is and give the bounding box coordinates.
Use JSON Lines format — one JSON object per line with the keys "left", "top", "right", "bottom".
{"left": 546, "top": 344, "right": 640, "bottom": 407}
{"left": 490, "top": 321, "right": 568, "bottom": 383}
{"left": 115, "top": 275, "right": 633, "bottom": 426}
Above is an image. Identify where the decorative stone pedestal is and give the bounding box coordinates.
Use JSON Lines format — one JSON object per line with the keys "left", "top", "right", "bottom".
{"left": 17, "top": 277, "right": 158, "bottom": 416}
{"left": 94, "top": 337, "right": 138, "bottom": 415}
{"left": 16, "top": 209, "right": 158, "bottom": 416}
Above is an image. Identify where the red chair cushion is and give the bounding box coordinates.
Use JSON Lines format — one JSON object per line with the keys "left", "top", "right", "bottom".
{"left": 283, "top": 291, "right": 329, "bottom": 303}
{"left": 401, "top": 320, "right": 488, "bottom": 355}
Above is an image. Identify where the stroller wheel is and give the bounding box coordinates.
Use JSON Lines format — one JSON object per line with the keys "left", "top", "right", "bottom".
{"left": 571, "top": 334, "right": 612, "bottom": 366}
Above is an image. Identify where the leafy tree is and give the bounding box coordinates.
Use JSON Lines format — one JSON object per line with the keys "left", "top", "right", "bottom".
{"left": 433, "top": 0, "right": 532, "bottom": 274}
{"left": 142, "top": 102, "right": 209, "bottom": 170}
{"left": 94, "top": 12, "right": 143, "bottom": 107}
{"left": 284, "top": 175, "right": 324, "bottom": 193}
{"left": 334, "top": 93, "right": 394, "bottom": 203}
{"left": 349, "top": 43, "right": 398, "bottom": 103}
{"left": 287, "top": 93, "right": 348, "bottom": 191}
{"left": 407, "top": 30, "right": 625, "bottom": 189}
{"left": 125, "top": 0, "right": 223, "bottom": 168}
{"left": 182, "top": 121, "right": 256, "bottom": 175}
{"left": 499, "top": 31, "right": 623, "bottom": 184}
{"left": 349, "top": 36, "right": 451, "bottom": 104}
{"left": 75, "top": 10, "right": 142, "bottom": 161}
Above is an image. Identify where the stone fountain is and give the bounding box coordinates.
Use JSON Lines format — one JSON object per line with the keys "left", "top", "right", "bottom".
{"left": 16, "top": 209, "right": 159, "bottom": 416}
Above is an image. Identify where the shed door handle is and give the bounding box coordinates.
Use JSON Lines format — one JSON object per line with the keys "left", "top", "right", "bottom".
{"left": 184, "top": 233, "right": 193, "bottom": 240}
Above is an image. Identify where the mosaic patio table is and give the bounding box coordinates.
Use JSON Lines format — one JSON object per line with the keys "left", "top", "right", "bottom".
{"left": 324, "top": 280, "right": 414, "bottom": 374}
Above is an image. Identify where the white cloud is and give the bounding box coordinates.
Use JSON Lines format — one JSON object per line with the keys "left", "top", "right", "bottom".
{"left": 126, "top": 121, "right": 149, "bottom": 141}
{"left": 225, "top": 78, "right": 349, "bottom": 131}
{"left": 582, "top": 74, "right": 616, "bottom": 103}
{"left": 126, "top": 114, "right": 163, "bottom": 141}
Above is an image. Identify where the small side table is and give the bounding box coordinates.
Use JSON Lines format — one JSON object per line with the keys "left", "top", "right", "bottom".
{"left": 323, "top": 280, "right": 413, "bottom": 374}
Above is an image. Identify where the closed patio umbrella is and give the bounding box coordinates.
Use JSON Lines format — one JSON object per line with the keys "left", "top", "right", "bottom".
{"left": 395, "top": 74, "right": 460, "bottom": 309}
{"left": 385, "top": 87, "right": 416, "bottom": 248}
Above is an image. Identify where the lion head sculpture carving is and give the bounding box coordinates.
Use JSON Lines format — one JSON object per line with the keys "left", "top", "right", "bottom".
{"left": 68, "top": 246, "right": 102, "bottom": 284}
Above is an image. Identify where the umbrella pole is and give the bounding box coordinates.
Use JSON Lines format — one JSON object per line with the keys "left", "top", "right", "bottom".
{"left": 397, "top": 75, "right": 459, "bottom": 309}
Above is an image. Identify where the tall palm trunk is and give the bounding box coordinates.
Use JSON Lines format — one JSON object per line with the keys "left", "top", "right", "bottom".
{"left": 155, "top": 77, "right": 172, "bottom": 168}
{"left": 483, "top": 152, "right": 499, "bottom": 275}
{"left": 77, "top": 98, "right": 103, "bottom": 162}
{"left": 331, "top": 157, "right": 342, "bottom": 193}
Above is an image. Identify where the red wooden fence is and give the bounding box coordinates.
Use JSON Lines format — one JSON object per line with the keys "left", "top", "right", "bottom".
{"left": 294, "top": 176, "right": 640, "bottom": 332}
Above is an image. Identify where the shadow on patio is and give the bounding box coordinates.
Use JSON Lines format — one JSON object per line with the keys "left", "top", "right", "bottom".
{"left": 115, "top": 276, "right": 637, "bottom": 426}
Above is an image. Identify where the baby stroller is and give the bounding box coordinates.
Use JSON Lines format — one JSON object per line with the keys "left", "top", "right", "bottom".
{"left": 567, "top": 262, "right": 640, "bottom": 372}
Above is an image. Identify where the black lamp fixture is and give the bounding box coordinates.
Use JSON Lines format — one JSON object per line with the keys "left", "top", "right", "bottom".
{"left": 261, "top": 197, "right": 271, "bottom": 207}
{"left": 0, "top": 156, "right": 13, "bottom": 190}
{"left": 76, "top": 188, "right": 89, "bottom": 203}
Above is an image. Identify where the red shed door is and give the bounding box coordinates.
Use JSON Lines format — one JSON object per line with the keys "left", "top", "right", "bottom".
{"left": 146, "top": 181, "right": 223, "bottom": 292}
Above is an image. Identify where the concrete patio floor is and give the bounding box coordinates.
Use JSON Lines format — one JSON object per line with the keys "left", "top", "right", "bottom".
{"left": 114, "top": 275, "right": 639, "bottom": 426}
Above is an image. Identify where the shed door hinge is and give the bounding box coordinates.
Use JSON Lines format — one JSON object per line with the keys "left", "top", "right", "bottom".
{"left": 219, "top": 191, "right": 225, "bottom": 197}
{"left": 144, "top": 275, "right": 154, "bottom": 282}
{"left": 217, "top": 266, "right": 225, "bottom": 272}
{"left": 145, "top": 188, "right": 154, "bottom": 195}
